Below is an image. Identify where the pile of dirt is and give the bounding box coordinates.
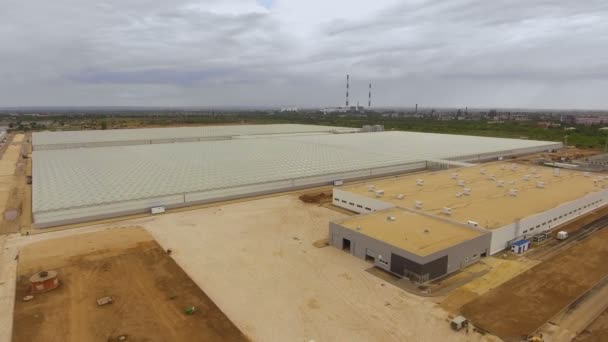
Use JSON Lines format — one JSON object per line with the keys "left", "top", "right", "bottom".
{"left": 299, "top": 192, "right": 332, "bottom": 204}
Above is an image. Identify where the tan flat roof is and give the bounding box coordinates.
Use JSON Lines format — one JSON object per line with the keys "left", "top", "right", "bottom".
{"left": 341, "top": 162, "right": 607, "bottom": 229}
{"left": 339, "top": 208, "right": 482, "bottom": 256}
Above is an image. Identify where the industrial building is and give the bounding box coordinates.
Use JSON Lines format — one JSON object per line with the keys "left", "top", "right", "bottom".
{"left": 330, "top": 208, "right": 491, "bottom": 282}
{"left": 32, "top": 125, "right": 561, "bottom": 228}
{"left": 332, "top": 163, "right": 608, "bottom": 259}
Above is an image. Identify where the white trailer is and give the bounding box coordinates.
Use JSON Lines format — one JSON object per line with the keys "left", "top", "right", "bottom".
{"left": 151, "top": 206, "right": 166, "bottom": 215}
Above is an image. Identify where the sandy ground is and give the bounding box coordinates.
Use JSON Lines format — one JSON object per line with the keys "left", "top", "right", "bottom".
{"left": 439, "top": 256, "right": 539, "bottom": 313}
{"left": 12, "top": 227, "right": 247, "bottom": 342}
{"left": 574, "top": 307, "right": 608, "bottom": 342}
{"left": 54, "top": 195, "right": 500, "bottom": 342}
{"left": 462, "top": 228, "right": 608, "bottom": 340}
{"left": 0, "top": 135, "right": 22, "bottom": 224}
{"left": 541, "top": 277, "right": 608, "bottom": 341}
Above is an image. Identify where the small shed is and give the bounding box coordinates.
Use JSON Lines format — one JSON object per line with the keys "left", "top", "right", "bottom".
{"left": 511, "top": 239, "right": 531, "bottom": 254}
{"left": 29, "top": 270, "right": 59, "bottom": 293}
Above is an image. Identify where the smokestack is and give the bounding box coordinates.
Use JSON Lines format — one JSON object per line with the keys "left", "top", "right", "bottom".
{"left": 415, "top": 104, "right": 418, "bottom": 113}
{"left": 346, "top": 74, "right": 350, "bottom": 107}
{"left": 368, "top": 83, "right": 372, "bottom": 108}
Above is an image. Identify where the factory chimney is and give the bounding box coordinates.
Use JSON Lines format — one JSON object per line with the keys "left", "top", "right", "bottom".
{"left": 415, "top": 104, "right": 418, "bottom": 113}
{"left": 346, "top": 74, "right": 350, "bottom": 107}
{"left": 368, "top": 83, "right": 372, "bottom": 108}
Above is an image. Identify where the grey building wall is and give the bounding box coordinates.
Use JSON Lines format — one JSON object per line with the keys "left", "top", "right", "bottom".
{"left": 329, "top": 221, "right": 491, "bottom": 282}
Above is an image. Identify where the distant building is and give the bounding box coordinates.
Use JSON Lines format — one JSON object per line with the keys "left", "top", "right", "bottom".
{"left": 574, "top": 116, "right": 608, "bottom": 126}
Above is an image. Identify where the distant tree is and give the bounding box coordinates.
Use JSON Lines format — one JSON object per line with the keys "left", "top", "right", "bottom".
{"left": 101, "top": 121, "right": 107, "bottom": 130}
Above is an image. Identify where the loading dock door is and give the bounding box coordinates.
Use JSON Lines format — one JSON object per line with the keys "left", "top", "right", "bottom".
{"left": 342, "top": 238, "right": 351, "bottom": 252}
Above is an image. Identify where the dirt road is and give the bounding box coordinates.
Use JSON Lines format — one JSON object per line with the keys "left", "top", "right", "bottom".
{"left": 12, "top": 227, "right": 247, "bottom": 342}
{"left": 462, "top": 228, "right": 608, "bottom": 340}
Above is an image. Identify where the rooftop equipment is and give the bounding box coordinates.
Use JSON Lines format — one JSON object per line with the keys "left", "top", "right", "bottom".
{"left": 497, "top": 180, "right": 505, "bottom": 187}
{"left": 367, "top": 185, "right": 375, "bottom": 192}
{"left": 415, "top": 201, "right": 423, "bottom": 209}
{"left": 396, "top": 194, "right": 405, "bottom": 199}
{"left": 509, "top": 189, "right": 519, "bottom": 197}
{"left": 456, "top": 192, "right": 463, "bottom": 198}
{"left": 375, "top": 190, "right": 384, "bottom": 197}
{"left": 416, "top": 179, "right": 424, "bottom": 186}
{"left": 387, "top": 216, "right": 396, "bottom": 221}
{"left": 467, "top": 220, "right": 479, "bottom": 227}
{"left": 584, "top": 172, "right": 591, "bottom": 177}
{"left": 480, "top": 169, "right": 487, "bottom": 174}
{"left": 488, "top": 175, "right": 496, "bottom": 181}
{"left": 457, "top": 179, "right": 465, "bottom": 187}
{"left": 553, "top": 169, "right": 560, "bottom": 177}
{"left": 463, "top": 188, "right": 472, "bottom": 195}
{"left": 451, "top": 173, "right": 458, "bottom": 179}
{"left": 536, "top": 181, "right": 545, "bottom": 188}
{"left": 557, "top": 231, "right": 569, "bottom": 240}
{"left": 523, "top": 175, "right": 531, "bottom": 181}
{"left": 442, "top": 207, "right": 452, "bottom": 215}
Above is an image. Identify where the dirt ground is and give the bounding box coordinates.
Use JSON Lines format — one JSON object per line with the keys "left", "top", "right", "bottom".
{"left": 574, "top": 308, "right": 608, "bottom": 342}
{"left": 12, "top": 227, "right": 247, "bottom": 342}
{"left": 461, "top": 228, "right": 608, "bottom": 340}
{"left": 66, "top": 194, "right": 500, "bottom": 342}
{"left": 0, "top": 133, "right": 27, "bottom": 235}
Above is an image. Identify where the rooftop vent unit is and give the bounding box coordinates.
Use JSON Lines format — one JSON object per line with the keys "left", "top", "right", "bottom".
{"left": 467, "top": 220, "right": 479, "bottom": 227}
{"left": 456, "top": 192, "right": 463, "bottom": 198}
{"left": 375, "top": 190, "right": 384, "bottom": 197}
{"left": 488, "top": 175, "right": 496, "bottom": 181}
{"left": 396, "top": 194, "right": 405, "bottom": 200}
{"left": 451, "top": 173, "right": 459, "bottom": 179}
{"left": 509, "top": 188, "right": 519, "bottom": 197}
{"left": 416, "top": 179, "right": 425, "bottom": 186}
{"left": 553, "top": 168, "right": 561, "bottom": 177}
{"left": 523, "top": 175, "right": 531, "bottom": 181}
{"left": 497, "top": 180, "right": 505, "bottom": 187}
{"left": 442, "top": 207, "right": 452, "bottom": 215}
{"left": 509, "top": 163, "right": 517, "bottom": 170}
{"left": 536, "top": 181, "right": 545, "bottom": 188}
{"left": 457, "top": 179, "right": 465, "bottom": 187}
{"left": 463, "top": 188, "right": 472, "bottom": 195}
{"left": 500, "top": 165, "right": 506, "bottom": 170}
{"left": 584, "top": 172, "right": 591, "bottom": 177}
{"left": 415, "top": 201, "right": 423, "bottom": 209}
{"left": 387, "top": 216, "right": 396, "bottom": 221}
{"left": 480, "top": 169, "right": 487, "bottom": 174}
{"left": 367, "top": 185, "right": 375, "bottom": 192}
{"left": 508, "top": 180, "right": 515, "bottom": 185}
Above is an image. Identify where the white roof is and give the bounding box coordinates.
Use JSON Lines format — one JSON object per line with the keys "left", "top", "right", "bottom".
{"left": 33, "top": 130, "right": 560, "bottom": 213}
{"left": 32, "top": 124, "right": 354, "bottom": 148}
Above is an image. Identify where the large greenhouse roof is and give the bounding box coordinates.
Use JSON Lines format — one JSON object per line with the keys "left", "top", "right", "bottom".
{"left": 32, "top": 127, "right": 561, "bottom": 227}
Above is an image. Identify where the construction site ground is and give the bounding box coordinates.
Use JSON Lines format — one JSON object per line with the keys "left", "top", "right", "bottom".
{"left": 12, "top": 227, "right": 246, "bottom": 342}
{"left": 18, "top": 194, "right": 499, "bottom": 342}
{"left": 574, "top": 307, "right": 608, "bottom": 342}
{"left": 0, "top": 133, "right": 26, "bottom": 235}
{"left": 461, "top": 228, "right": 608, "bottom": 340}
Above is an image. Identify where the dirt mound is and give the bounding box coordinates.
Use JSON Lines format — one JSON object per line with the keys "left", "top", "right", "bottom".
{"left": 299, "top": 192, "right": 332, "bottom": 204}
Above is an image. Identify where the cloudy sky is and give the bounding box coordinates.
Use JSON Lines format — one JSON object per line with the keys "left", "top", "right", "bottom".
{"left": 1, "top": 0, "right": 608, "bottom": 109}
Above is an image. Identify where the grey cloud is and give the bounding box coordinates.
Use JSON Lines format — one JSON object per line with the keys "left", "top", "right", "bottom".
{"left": 0, "top": 0, "right": 607, "bottom": 108}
